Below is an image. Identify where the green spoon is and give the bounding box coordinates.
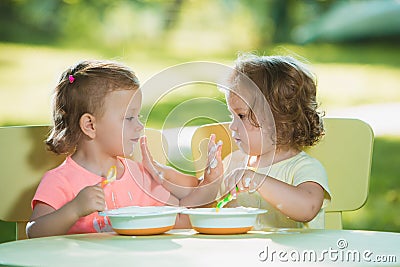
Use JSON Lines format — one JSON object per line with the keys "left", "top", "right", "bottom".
{"left": 216, "top": 165, "right": 257, "bottom": 211}
{"left": 216, "top": 186, "right": 238, "bottom": 211}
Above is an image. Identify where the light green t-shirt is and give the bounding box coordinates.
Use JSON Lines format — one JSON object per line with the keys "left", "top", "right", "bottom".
{"left": 220, "top": 150, "right": 331, "bottom": 229}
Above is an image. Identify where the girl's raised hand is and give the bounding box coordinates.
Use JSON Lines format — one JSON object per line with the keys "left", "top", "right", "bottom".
{"left": 71, "top": 184, "right": 105, "bottom": 218}
{"left": 140, "top": 136, "right": 163, "bottom": 184}
{"left": 203, "top": 134, "right": 223, "bottom": 183}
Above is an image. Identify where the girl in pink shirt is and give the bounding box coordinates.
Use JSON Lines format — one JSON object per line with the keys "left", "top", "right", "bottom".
{"left": 27, "top": 60, "right": 185, "bottom": 237}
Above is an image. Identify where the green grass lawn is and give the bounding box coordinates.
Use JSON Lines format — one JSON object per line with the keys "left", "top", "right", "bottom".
{"left": 0, "top": 42, "right": 399, "bottom": 232}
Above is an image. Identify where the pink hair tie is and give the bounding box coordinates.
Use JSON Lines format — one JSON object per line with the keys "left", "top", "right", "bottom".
{"left": 68, "top": 75, "right": 75, "bottom": 84}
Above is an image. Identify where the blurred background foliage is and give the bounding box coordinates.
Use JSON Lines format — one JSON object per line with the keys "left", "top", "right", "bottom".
{"left": 0, "top": 0, "right": 399, "bottom": 233}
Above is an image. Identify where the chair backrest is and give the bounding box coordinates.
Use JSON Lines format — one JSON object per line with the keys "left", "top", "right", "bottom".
{"left": 0, "top": 125, "right": 167, "bottom": 241}
{"left": 191, "top": 118, "right": 374, "bottom": 229}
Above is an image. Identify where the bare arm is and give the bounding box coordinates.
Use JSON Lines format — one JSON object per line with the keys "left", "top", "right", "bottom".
{"left": 180, "top": 138, "right": 223, "bottom": 207}
{"left": 179, "top": 176, "right": 223, "bottom": 207}
{"left": 26, "top": 184, "right": 105, "bottom": 238}
{"left": 140, "top": 135, "right": 222, "bottom": 200}
{"left": 153, "top": 164, "right": 199, "bottom": 199}
{"left": 227, "top": 169, "right": 324, "bottom": 222}
{"left": 258, "top": 179, "right": 324, "bottom": 222}
{"left": 140, "top": 135, "right": 198, "bottom": 198}
{"left": 27, "top": 202, "right": 80, "bottom": 238}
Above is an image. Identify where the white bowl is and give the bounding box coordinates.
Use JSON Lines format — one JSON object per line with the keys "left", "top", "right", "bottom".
{"left": 99, "top": 206, "right": 183, "bottom": 235}
{"left": 181, "top": 207, "right": 267, "bottom": 234}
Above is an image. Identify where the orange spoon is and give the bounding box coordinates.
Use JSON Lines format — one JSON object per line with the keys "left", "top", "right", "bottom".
{"left": 101, "top": 165, "right": 117, "bottom": 187}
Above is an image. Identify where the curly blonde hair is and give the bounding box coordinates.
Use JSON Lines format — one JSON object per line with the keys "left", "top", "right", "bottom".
{"left": 46, "top": 60, "right": 140, "bottom": 155}
{"left": 231, "top": 53, "right": 324, "bottom": 148}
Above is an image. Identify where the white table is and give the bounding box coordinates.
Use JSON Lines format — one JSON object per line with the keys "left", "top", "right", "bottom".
{"left": 0, "top": 229, "right": 399, "bottom": 266}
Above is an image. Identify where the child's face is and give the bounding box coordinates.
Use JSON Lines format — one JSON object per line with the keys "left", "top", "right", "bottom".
{"left": 227, "top": 92, "right": 274, "bottom": 156}
{"left": 95, "top": 89, "right": 144, "bottom": 157}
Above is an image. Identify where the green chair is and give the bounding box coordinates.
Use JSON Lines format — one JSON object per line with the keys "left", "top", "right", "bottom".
{"left": 191, "top": 118, "right": 374, "bottom": 229}
{"left": 0, "top": 125, "right": 167, "bottom": 242}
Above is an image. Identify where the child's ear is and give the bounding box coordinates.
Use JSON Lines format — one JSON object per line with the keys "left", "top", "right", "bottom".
{"left": 79, "top": 113, "right": 96, "bottom": 139}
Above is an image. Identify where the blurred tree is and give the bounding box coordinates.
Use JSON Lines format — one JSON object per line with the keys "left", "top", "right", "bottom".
{"left": 0, "top": 0, "right": 116, "bottom": 44}
{"left": 2, "top": 0, "right": 397, "bottom": 51}
{"left": 163, "top": 0, "right": 183, "bottom": 31}
{"left": 0, "top": 0, "right": 63, "bottom": 44}
{"left": 270, "top": 0, "right": 290, "bottom": 43}
{"left": 239, "top": 0, "right": 337, "bottom": 44}
{"left": 0, "top": 0, "right": 186, "bottom": 49}
{"left": 293, "top": 0, "right": 400, "bottom": 44}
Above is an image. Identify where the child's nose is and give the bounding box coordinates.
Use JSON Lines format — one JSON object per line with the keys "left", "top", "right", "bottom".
{"left": 135, "top": 120, "right": 144, "bottom": 131}
{"left": 229, "top": 119, "right": 237, "bottom": 131}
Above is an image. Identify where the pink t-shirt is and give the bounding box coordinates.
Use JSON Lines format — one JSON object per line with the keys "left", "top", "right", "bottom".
{"left": 32, "top": 156, "right": 170, "bottom": 234}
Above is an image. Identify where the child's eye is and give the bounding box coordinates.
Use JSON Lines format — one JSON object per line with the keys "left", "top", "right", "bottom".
{"left": 126, "top": 114, "right": 144, "bottom": 122}
{"left": 238, "top": 114, "right": 246, "bottom": 119}
{"left": 228, "top": 113, "right": 246, "bottom": 120}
